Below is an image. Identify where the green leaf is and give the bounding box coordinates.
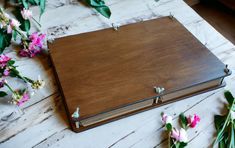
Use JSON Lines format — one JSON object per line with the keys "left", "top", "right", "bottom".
{"left": 28, "top": 0, "right": 39, "bottom": 5}
{"left": 94, "top": 5, "right": 111, "bottom": 18}
{"left": 0, "top": 29, "right": 12, "bottom": 53}
{"left": 228, "top": 123, "right": 234, "bottom": 148}
{"left": 215, "top": 115, "right": 227, "bottom": 131}
{"left": 14, "top": 8, "right": 31, "bottom": 33}
{"left": 22, "top": 20, "right": 31, "bottom": 33}
{"left": 22, "top": 0, "right": 29, "bottom": 9}
{"left": 12, "top": 30, "right": 18, "bottom": 41}
{"left": 219, "top": 139, "right": 226, "bottom": 148}
{"left": 86, "top": 0, "right": 103, "bottom": 7}
{"left": 179, "top": 113, "right": 188, "bottom": 129}
{"left": 7, "top": 60, "right": 15, "bottom": 66}
{"left": 0, "top": 91, "right": 7, "bottom": 97}
{"left": 10, "top": 68, "right": 20, "bottom": 78}
{"left": 85, "top": 0, "right": 111, "bottom": 18}
{"left": 39, "top": 0, "right": 46, "bottom": 18}
{"left": 224, "top": 91, "right": 235, "bottom": 107}
{"left": 179, "top": 142, "right": 187, "bottom": 148}
{"left": 166, "top": 123, "right": 172, "bottom": 131}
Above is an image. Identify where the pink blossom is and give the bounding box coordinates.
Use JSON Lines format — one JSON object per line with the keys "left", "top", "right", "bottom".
{"left": 10, "top": 19, "right": 20, "bottom": 28}
{"left": 0, "top": 54, "right": 11, "bottom": 68}
{"left": 21, "top": 9, "right": 33, "bottom": 20}
{"left": 187, "top": 114, "right": 200, "bottom": 128}
{"left": 7, "top": 19, "right": 20, "bottom": 34}
{"left": 171, "top": 128, "right": 188, "bottom": 143}
{"left": 19, "top": 32, "right": 46, "bottom": 58}
{"left": 161, "top": 113, "right": 173, "bottom": 125}
{"left": 3, "top": 69, "right": 10, "bottom": 76}
{"left": 19, "top": 47, "right": 40, "bottom": 58}
{"left": 7, "top": 25, "right": 12, "bottom": 34}
{"left": 0, "top": 79, "right": 6, "bottom": 88}
{"left": 29, "top": 32, "right": 46, "bottom": 48}
{"left": 17, "top": 92, "right": 30, "bottom": 106}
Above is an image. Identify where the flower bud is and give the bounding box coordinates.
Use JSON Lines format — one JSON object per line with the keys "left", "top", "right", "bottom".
{"left": 187, "top": 114, "right": 200, "bottom": 128}
{"left": 10, "top": 19, "right": 20, "bottom": 28}
{"left": 161, "top": 113, "right": 173, "bottom": 125}
{"left": 21, "top": 9, "right": 33, "bottom": 20}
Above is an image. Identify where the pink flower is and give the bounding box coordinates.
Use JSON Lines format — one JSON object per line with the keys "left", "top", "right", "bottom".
{"left": 29, "top": 32, "right": 46, "bottom": 48}
{"left": 19, "top": 47, "right": 40, "bottom": 58}
{"left": 7, "top": 19, "right": 20, "bottom": 34}
{"left": 0, "top": 54, "right": 11, "bottom": 68}
{"left": 10, "top": 19, "right": 20, "bottom": 28}
{"left": 0, "top": 79, "right": 6, "bottom": 88}
{"left": 11, "top": 90, "right": 30, "bottom": 106}
{"left": 19, "top": 32, "right": 46, "bottom": 58}
{"left": 161, "top": 113, "right": 173, "bottom": 125}
{"left": 171, "top": 128, "right": 188, "bottom": 143}
{"left": 17, "top": 92, "right": 30, "bottom": 106}
{"left": 7, "top": 25, "right": 12, "bottom": 34}
{"left": 187, "top": 114, "right": 200, "bottom": 128}
{"left": 21, "top": 9, "right": 33, "bottom": 20}
{"left": 3, "top": 68, "right": 10, "bottom": 76}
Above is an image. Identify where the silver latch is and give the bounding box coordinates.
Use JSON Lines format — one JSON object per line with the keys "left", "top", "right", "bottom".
{"left": 112, "top": 23, "right": 120, "bottom": 31}
{"left": 224, "top": 64, "right": 230, "bottom": 74}
{"left": 154, "top": 86, "right": 165, "bottom": 104}
{"left": 71, "top": 107, "right": 80, "bottom": 128}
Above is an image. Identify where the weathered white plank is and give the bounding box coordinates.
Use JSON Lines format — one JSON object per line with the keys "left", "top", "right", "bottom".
{"left": 0, "top": 0, "right": 235, "bottom": 147}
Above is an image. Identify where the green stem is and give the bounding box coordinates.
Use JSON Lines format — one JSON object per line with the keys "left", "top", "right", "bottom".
{"left": 4, "top": 82, "right": 15, "bottom": 93}
{"left": 214, "top": 96, "right": 235, "bottom": 147}
{"left": 17, "top": 73, "right": 34, "bottom": 84}
{"left": 14, "top": 28, "right": 28, "bottom": 40}
{"left": 32, "top": 17, "right": 41, "bottom": 28}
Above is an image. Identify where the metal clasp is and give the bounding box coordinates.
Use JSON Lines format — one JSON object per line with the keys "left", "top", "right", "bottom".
{"left": 169, "top": 12, "right": 174, "bottom": 20}
{"left": 72, "top": 107, "right": 80, "bottom": 128}
{"left": 154, "top": 86, "right": 165, "bottom": 104}
{"left": 112, "top": 23, "right": 120, "bottom": 31}
{"left": 224, "top": 64, "right": 230, "bottom": 74}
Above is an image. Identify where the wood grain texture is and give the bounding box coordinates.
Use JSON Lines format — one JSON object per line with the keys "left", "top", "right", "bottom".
{"left": 49, "top": 17, "right": 229, "bottom": 132}
{"left": 0, "top": 0, "right": 235, "bottom": 147}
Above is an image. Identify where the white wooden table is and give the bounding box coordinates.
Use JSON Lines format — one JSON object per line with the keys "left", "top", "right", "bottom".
{"left": 0, "top": 0, "right": 235, "bottom": 147}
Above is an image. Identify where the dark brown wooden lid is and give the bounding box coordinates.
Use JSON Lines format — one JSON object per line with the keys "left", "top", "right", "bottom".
{"left": 49, "top": 17, "right": 227, "bottom": 119}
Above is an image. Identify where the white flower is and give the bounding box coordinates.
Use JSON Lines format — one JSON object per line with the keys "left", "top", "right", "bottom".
{"left": 179, "top": 128, "right": 188, "bottom": 143}
{"left": 21, "top": 9, "right": 33, "bottom": 20}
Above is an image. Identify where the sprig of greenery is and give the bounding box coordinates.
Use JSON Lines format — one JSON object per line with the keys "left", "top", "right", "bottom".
{"left": 0, "top": 29, "right": 12, "bottom": 53}
{"left": 85, "top": 0, "right": 111, "bottom": 18}
{"left": 214, "top": 91, "right": 235, "bottom": 148}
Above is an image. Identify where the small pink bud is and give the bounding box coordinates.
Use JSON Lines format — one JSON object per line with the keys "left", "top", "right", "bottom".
{"left": 187, "top": 114, "right": 200, "bottom": 128}
{"left": 21, "top": 9, "right": 33, "bottom": 20}
{"left": 161, "top": 113, "right": 173, "bottom": 125}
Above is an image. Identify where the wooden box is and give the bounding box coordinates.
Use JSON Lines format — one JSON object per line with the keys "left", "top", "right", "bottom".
{"left": 48, "top": 17, "right": 231, "bottom": 133}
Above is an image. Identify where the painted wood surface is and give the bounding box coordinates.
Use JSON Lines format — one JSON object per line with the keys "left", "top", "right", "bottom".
{"left": 0, "top": 0, "right": 235, "bottom": 147}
